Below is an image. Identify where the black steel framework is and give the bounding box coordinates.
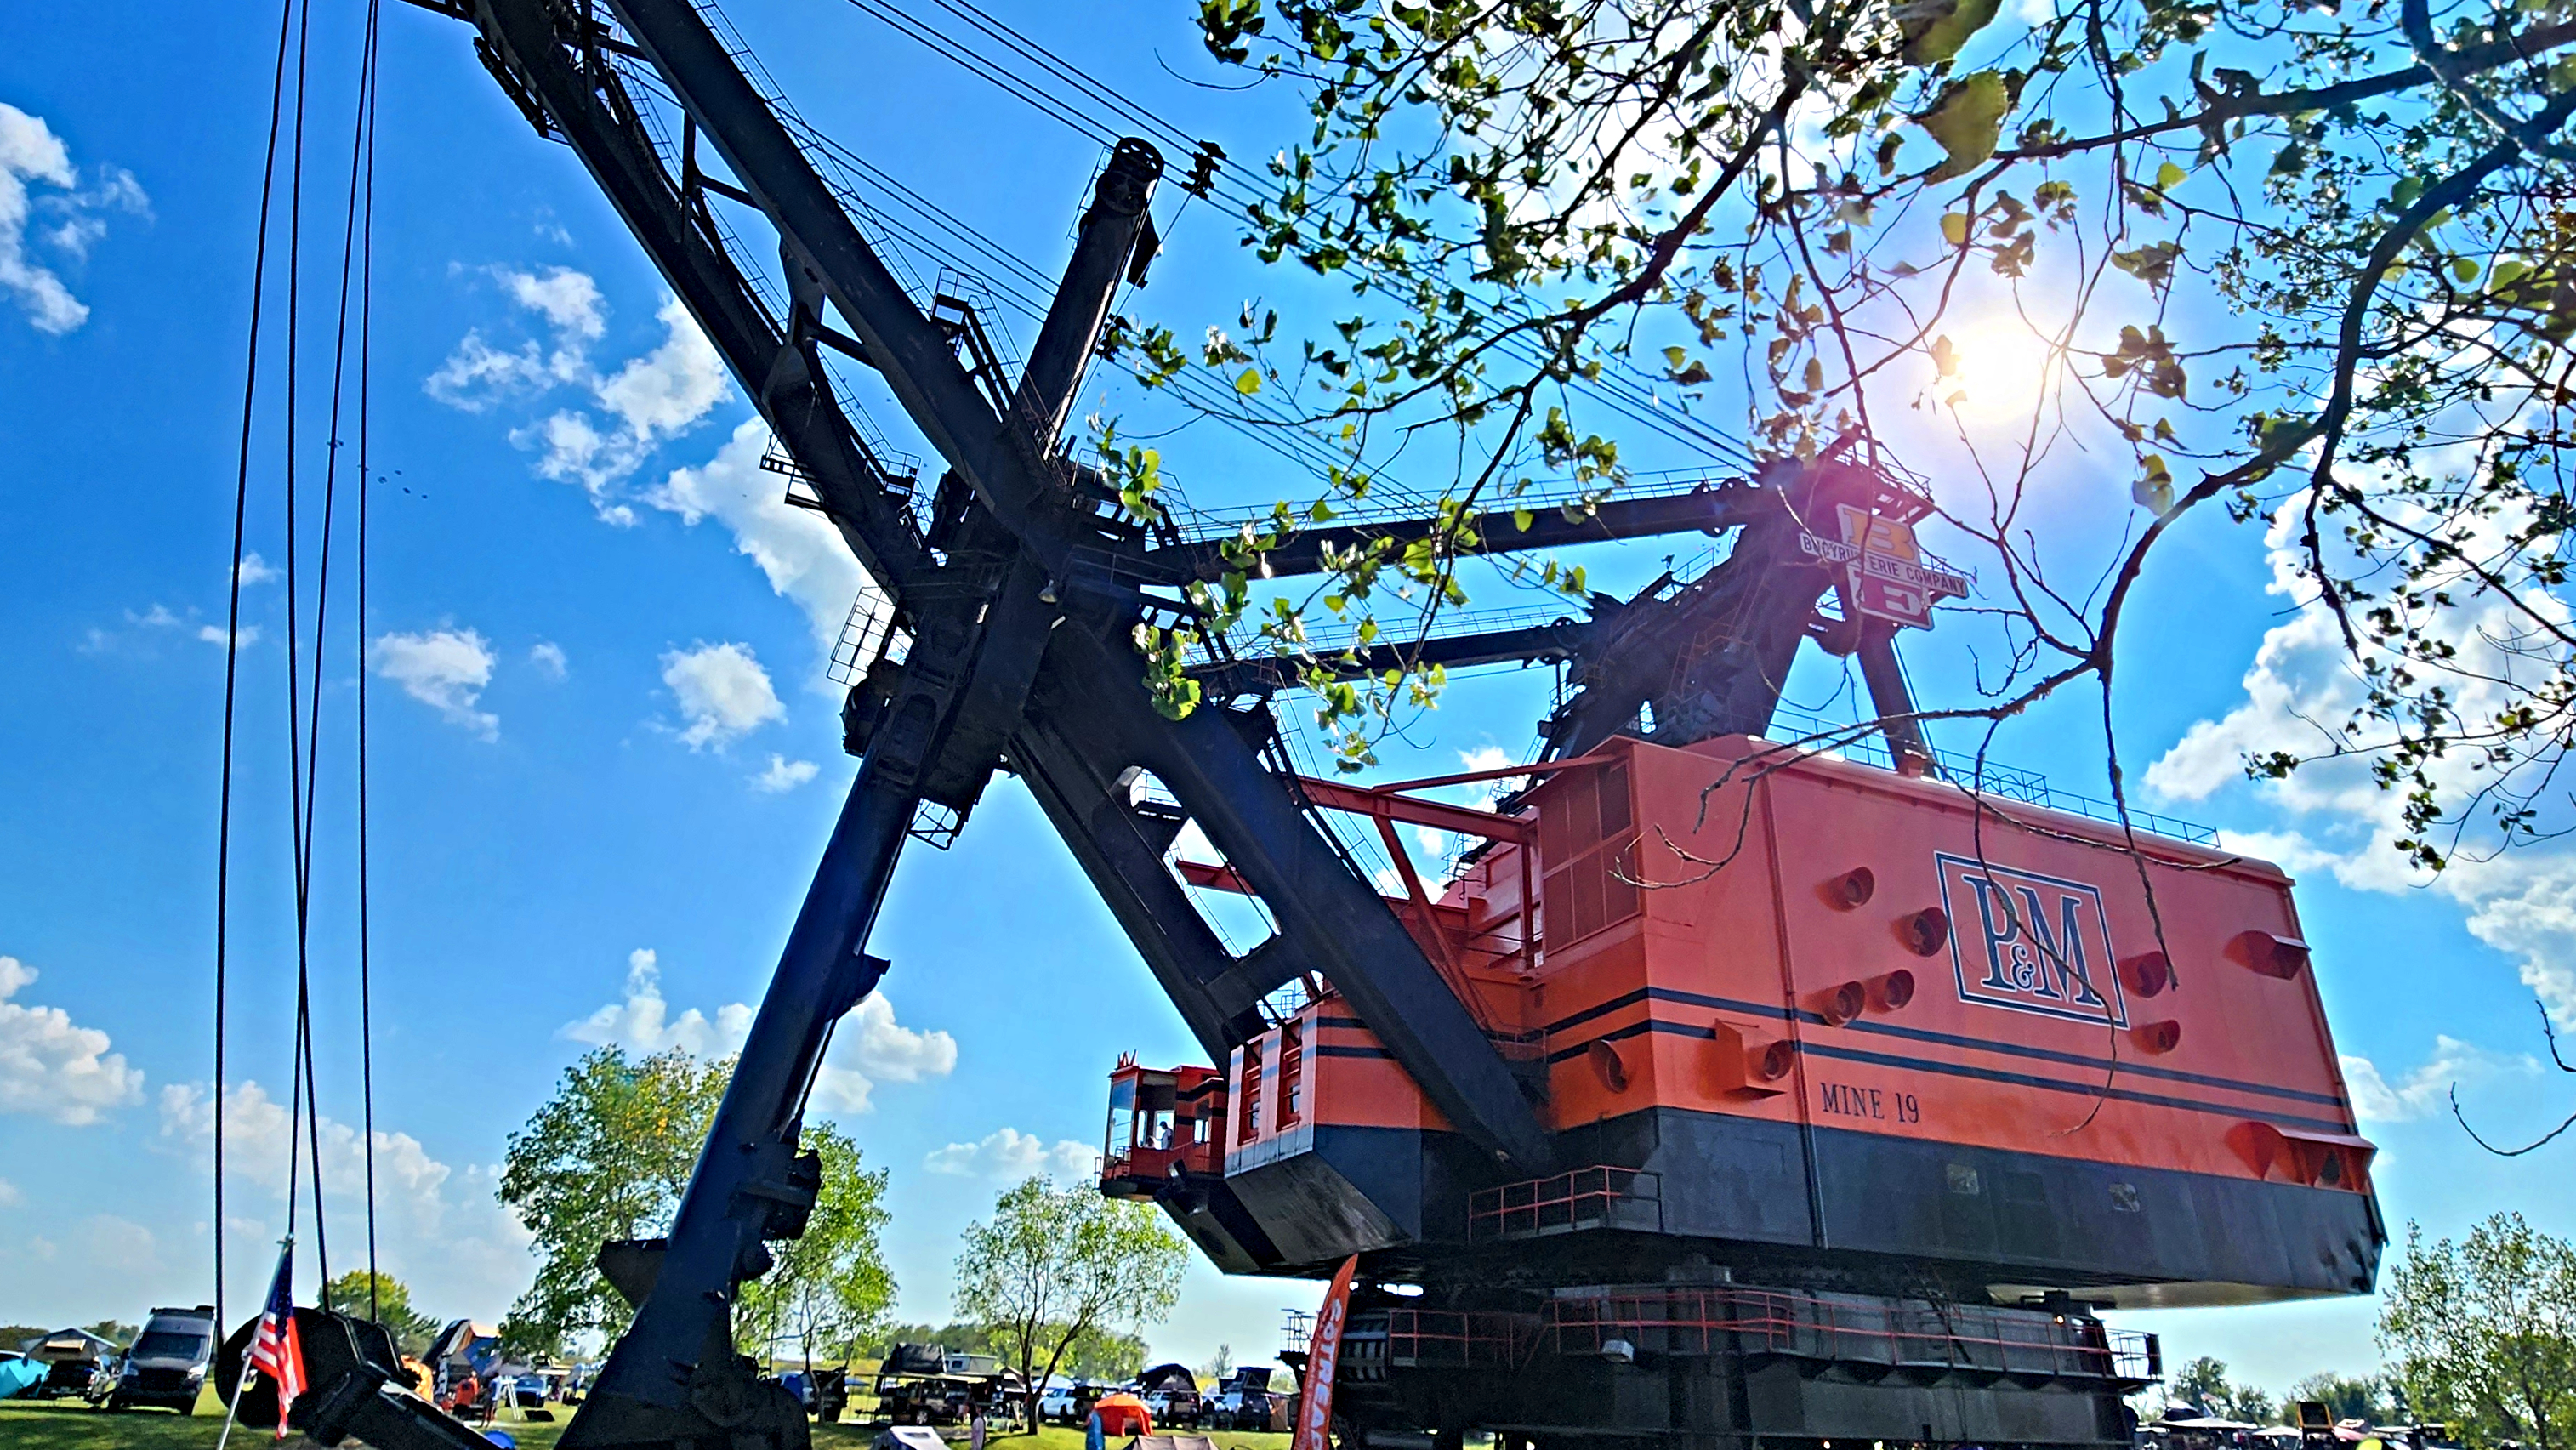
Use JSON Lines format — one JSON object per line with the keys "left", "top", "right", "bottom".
{"left": 294, "top": 4, "right": 1957, "bottom": 1447}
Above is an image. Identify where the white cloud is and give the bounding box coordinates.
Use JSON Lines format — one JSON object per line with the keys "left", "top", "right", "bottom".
{"left": 562, "top": 948, "right": 954, "bottom": 1115}
{"left": 753, "top": 754, "right": 820, "bottom": 793}
{"left": 501, "top": 265, "right": 607, "bottom": 341}
{"left": 0, "top": 954, "right": 143, "bottom": 1125}
{"left": 529, "top": 640, "right": 568, "bottom": 680}
{"left": 198, "top": 623, "right": 261, "bottom": 651}
{"left": 646, "top": 420, "right": 884, "bottom": 664}
{"left": 429, "top": 270, "right": 879, "bottom": 663}
{"left": 561, "top": 949, "right": 753, "bottom": 1060}
{"left": 429, "top": 273, "right": 731, "bottom": 520}
{"left": 0, "top": 104, "right": 148, "bottom": 335}
{"left": 130, "top": 604, "right": 182, "bottom": 628}
{"left": 924, "top": 1127, "right": 1099, "bottom": 1181}
{"left": 0, "top": 1177, "right": 21, "bottom": 1207}
{"left": 519, "top": 408, "right": 645, "bottom": 512}
{"left": 844, "top": 993, "right": 958, "bottom": 1083}
{"left": 2341, "top": 1035, "right": 2539, "bottom": 1123}
{"left": 2147, "top": 491, "right": 2576, "bottom": 1025}
{"left": 235, "top": 553, "right": 280, "bottom": 585}
{"left": 595, "top": 295, "right": 729, "bottom": 440}
{"left": 425, "top": 265, "right": 602, "bottom": 411}
{"left": 662, "top": 640, "right": 784, "bottom": 749}
{"left": 1454, "top": 745, "right": 1526, "bottom": 805}
{"left": 371, "top": 628, "right": 500, "bottom": 739}
{"left": 156, "top": 1079, "right": 534, "bottom": 1313}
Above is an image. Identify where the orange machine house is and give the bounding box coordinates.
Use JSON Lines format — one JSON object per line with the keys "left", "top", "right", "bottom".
{"left": 1116, "top": 731, "right": 2379, "bottom": 1309}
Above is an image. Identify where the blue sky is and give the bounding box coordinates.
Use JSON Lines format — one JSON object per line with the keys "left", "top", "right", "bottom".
{"left": 3, "top": 0, "right": 2572, "bottom": 1396}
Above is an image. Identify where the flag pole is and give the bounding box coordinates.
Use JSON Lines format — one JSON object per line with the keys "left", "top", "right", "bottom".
{"left": 213, "top": 1349, "right": 262, "bottom": 1450}
{"left": 217, "top": 1235, "right": 293, "bottom": 1450}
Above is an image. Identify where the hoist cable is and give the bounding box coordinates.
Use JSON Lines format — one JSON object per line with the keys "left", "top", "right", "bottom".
{"left": 346, "top": 0, "right": 385, "bottom": 1319}
{"left": 766, "top": 105, "right": 1430, "bottom": 500}
{"left": 840, "top": 2, "right": 1763, "bottom": 471}
{"left": 276, "top": 0, "right": 333, "bottom": 1295}
{"left": 839, "top": 0, "right": 1116, "bottom": 145}
{"left": 915, "top": 0, "right": 1203, "bottom": 159}
{"left": 215, "top": 0, "right": 305, "bottom": 1340}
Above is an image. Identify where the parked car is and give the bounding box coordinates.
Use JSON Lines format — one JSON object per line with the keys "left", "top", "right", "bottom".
{"left": 1206, "top": 1366, "right": 1282, "bottom": 1430}
{"left": 1141, "top": 1386, "right": 1203, "bottom": 1427}
{"left": 1134, "top": 1363, "right": 1203, "bottom": 1427}
{"left": 108, "top": 1307, "right": 218, "bottom": 1415}
{"left": 23, "top": 1328, "right": 117, "bottom": 1401}
{"left": 1037, "top": 1382, "right": 1079, "bottom": 1424}
{"left": 1208, "top": 1385, "right": 1276, "bottom": 1430}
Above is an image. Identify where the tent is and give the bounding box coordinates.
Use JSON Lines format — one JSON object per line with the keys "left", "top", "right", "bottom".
{"left": 0, "top": 1357, "right": 45, "bottom": 1400}
{"left": 28, "top": 1328, "right": 117, "bottom": 1363}
{"left": 1092, "top": 1393, "right": 1152, "bottom": 1436}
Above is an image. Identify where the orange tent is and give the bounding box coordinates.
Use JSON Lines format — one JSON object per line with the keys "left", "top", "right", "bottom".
{"left": 1092, "top": 1394, "right": 1153, "bottom": 1437}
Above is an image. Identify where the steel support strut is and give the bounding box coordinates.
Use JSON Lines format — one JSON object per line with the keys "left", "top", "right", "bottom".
{"left": 563, "top": 760, "right": 913, "bottom": 1447}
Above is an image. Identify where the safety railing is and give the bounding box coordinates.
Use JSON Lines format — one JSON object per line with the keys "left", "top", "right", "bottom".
{"left": 1099, "top": 1136, "right": 1220, "bottom": 1186}
{"left": 1377, "top": 1309, "right": 1538, "bottom": 1368}
{"left": 1542, "top": 1287, "right": 2157, "bottom": 1384}
{"left": 1467, "top": 1165, "right": 1662, "bottom": 1242}
{"left": 1767, "top": 703, "right": 2218, "bottom": 845}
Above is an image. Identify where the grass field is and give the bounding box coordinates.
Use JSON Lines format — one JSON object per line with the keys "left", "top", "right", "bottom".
{"left": 0, "top": 1397, "right": 1299, "bottom": 1450}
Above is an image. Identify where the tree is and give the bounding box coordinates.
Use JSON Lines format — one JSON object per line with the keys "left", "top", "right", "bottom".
{"left": 869, "top": 1322, "right": 1006, "bottom": 1359}
{"left": 2289, "top": 1373, "right": 2391, "bottom": 1424}
{"left": 2380, "top": 1213, "right": 2576, "bottom": 1450}
{"left": 83, "top": 1322, "right": 138, "bottom": 1348}
{"left": 734, "top": 1122, "right": 897, "bottom": 1371}
{"left": 1061, "top": 1325, "right": 1149, "bottom": 1383}
{"left": 1118, "top": 0, "right": 2576, "bottom": 866}
{"left": 324, "top": 1270, "right": 441, "bottom": 1356}
{"left": 1200, "top": 1342, "right": 1235, "bottom": 1383}
{"left": 952, "top": 1178, "right": 1189, "bottom": 1430}
{"left": 2171, "top": 1356, "right": 2277, "bottom": 1423}
{"left": 497, "top": 1046, "right": 731, "bottom": 1356}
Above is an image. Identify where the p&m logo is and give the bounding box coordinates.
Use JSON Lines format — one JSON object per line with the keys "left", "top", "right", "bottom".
{"left": 1932, "top": 852, "right": 2128, "bottom": 1026}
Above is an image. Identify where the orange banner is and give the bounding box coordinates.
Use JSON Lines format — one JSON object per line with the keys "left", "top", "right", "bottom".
{"left": 1292, "top": 1255, "right": 1361, "bottom": 1450}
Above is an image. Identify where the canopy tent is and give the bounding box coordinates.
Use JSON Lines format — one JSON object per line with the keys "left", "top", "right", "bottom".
{"left": 25, "top": 1328, "right": 117, "bottom": 1363}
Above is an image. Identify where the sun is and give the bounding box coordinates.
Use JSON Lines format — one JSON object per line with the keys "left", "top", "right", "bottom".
{"left": 1936, "top": 316, "right": 2064, "bottom": 424}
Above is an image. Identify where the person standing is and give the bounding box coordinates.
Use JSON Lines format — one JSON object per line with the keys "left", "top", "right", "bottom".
{"left": 970, "top": 1402, "right": 988, "bottom": 1450}
{"left": 1086, "top": 1406, "right": 1106, "bottom": 1450}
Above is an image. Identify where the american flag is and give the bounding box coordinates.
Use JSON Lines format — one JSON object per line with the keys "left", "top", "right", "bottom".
{"left": 247, "top": 1244, "right": 304, "bottom": 1438}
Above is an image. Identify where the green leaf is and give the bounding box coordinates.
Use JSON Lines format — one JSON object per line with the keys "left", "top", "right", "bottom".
{"left": 1941, "top": 212, "right": 1971, "bottom": 245}
{"left": 2112, "top": 241, "right": 2183, "bottom": 294}
{"left": 2156, "top": 160, "right": 2186, "bottom": 189}
{"left": 1892, "top": 0, "right": 2004, "bottom": 65}
{"left": 2133, "top": 454, "right": 2175, "bottom": 514}
{"left": 1234, "top": 367, "right": 1263, "bottom": 395}
{"left": 2452, "top": 256, "right": 2481, "bottom": 283}
{"left": 1914, "top": 72, "right": 2012, "bottom": 183}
